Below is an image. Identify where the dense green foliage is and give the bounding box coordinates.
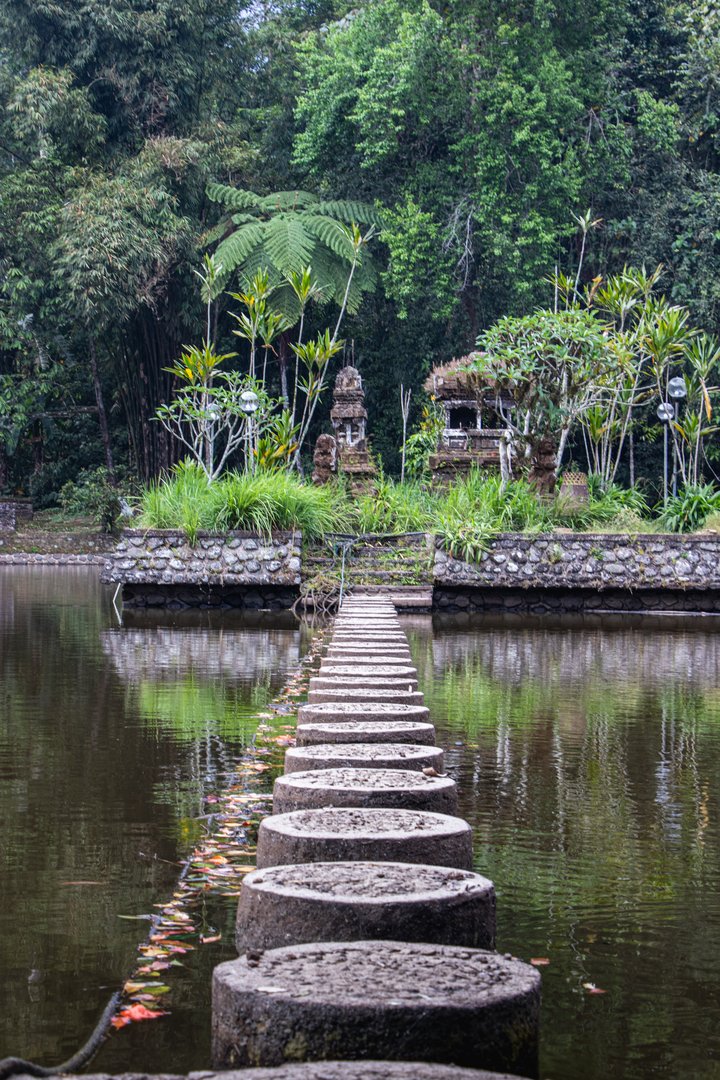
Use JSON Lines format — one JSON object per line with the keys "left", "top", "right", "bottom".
{"left": 3, "top": 0, "right": 720, "bottom": 499}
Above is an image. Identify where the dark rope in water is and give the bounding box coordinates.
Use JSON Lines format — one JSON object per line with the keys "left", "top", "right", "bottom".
{"left": 0, "top": 990, "right": 122, "bottom": 1078}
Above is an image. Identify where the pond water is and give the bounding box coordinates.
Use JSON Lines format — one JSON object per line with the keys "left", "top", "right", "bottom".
{"left": 408, "top": 614, "right": 720, "bottom": 1080}
{"left": 2, "top": 571, "right": 720, "bottom": 1079}
{"left": 0, "top": 567, "right": 307, "bottom": 1073}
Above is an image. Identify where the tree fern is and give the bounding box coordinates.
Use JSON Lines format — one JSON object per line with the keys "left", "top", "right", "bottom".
{"left": 205, "top": 182, "right": 381, "bottom": 308}
{"left": 263, "top": 216, "right": 315, "bottom": 275}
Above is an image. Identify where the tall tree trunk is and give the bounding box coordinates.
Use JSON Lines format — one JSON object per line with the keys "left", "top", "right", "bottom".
{"left": 88, "top": 333, "right": 116, "bottom": 483}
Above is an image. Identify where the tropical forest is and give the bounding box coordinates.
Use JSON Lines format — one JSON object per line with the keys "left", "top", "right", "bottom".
{"left": 2, "top": 0, "right": 720, "bottom": 535}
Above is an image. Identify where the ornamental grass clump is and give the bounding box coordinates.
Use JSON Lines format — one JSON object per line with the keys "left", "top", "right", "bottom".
{"left": 140, "top": 461, "right": 349, "bottom": 542}
{"left": 352, "top": 476, "right": 436, "bottom": 534}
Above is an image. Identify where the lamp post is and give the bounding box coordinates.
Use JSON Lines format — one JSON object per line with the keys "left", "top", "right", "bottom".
{"left": 667, "top": 377, "right": 687, "bottom": 497}
{"left": 240, "top": 390, "right": 259, "bottom": 472}
{"left": 657, "top": 401, "right": 674, "bottom": 506}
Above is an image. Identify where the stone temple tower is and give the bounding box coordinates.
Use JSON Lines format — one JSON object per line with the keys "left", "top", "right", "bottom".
{"left": 312, "top": 366, "right": 376, "bottom": 494}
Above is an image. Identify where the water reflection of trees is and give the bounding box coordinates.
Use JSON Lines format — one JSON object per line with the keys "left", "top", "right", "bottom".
{"left": 0, "top": 569, "right": 301, "bottom": 1069}
{"left": 408, "top": 623, "right": 720, "bottom": 1079}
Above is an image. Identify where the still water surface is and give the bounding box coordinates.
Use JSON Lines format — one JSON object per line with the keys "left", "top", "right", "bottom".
{"left": 2, "top": 571, "right": 720, "bottom": 1078}
{"left": 409, "top": 614, "right": 720, "bottom": 1080}
{"left": 0, "top": 567, "right": 305, "bottom": 1072}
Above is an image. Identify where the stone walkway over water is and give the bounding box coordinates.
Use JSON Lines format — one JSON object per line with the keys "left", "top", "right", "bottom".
{"left": 212, "top": 596, "right": 541, "bottom": 1078}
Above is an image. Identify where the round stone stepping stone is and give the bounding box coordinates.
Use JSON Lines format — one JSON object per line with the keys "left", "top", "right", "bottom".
{"left": 323, "top": 652, "right": 414, "bottom": 660}
{"left": 310, "top": 675, "right": 420, "bottom": 691}
{"left": 307, "top": 688, "right": 424, "bottom": 705}
{"left": 236, "top": 860, "right": 496, "bottom": 952}
{"left": 326, "top": 646, "right": 412, "bottom": 658}
{"left": 284, "top": 743, "right": 444, "bottom": 773}
{"left": 327, "top": 643, "right": 411, "bottom": 654}
{"left": 272, "top": 767, "right": 457, "bottom": 815}
{"left": 316, "top": 663, "right": 419, "bottom": 680}
{"left": 198, "top": 1063, "right": 523, "bottom": 1079}
{"left": 297, "top": 721, "right": 436, "bottom": 746}
{"left": 256, "top": 808, "right": 473, "bottom": 869}
{"left": 298, "top": 702, "right": 429, "bottom": 725}
{"left": 330, "top": 636, "right": 409, "bottom": 646}
{"left": 212, "top": 940, "right": 540, "bottom": 1076}
{"left": 334, "top": 620, "right": 401, "bottom": 629}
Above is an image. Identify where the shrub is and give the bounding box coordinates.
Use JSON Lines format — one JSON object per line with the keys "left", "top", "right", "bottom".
{"left": 658, "top": 482, "right": 720, "bottom": 533}
{"left": 59, "top": 466, "right": 126, "bottom": 533}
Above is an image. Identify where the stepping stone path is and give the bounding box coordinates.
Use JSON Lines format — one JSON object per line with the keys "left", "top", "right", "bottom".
{"left": 284, "top": 742, "right": 444, "bottom": 773}
{"left": 235, "top": 861, "right": 496, "bottom": 952}
{"left": 212, "top": 596, "right": 540, "bottom": 1079}
{"left": 296, "top": 720, "right": 437, "bottom": 745}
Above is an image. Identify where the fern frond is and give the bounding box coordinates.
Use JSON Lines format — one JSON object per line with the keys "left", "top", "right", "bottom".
{"left": 263, "top": 216, "right": 315, "bottom": 275}
{"left": 259, "top": 190, "right": 319, "bottom": 212}
{"left": 214, "top": 221, "right": 266, "bottom": 274}
{"left": 207, "top": 183, "right": 263, "bottom": 211}
{"left": 312, "top": 200, "right": 381, "bottom": 225}
{"left": 302, "top": 215, "right": 356, "bottom": 261}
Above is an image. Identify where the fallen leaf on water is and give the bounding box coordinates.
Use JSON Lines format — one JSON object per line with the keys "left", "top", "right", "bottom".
{"left": 60, "top": 881, "right": 104, "bottom": 886}
{"left": 530, "top": 958, "right": 550, "bottom": 966}
{"left": 111, "top": 1003, "right": 169, "bottom": 1029}
{"left": 582, "top": 982, "right": 607, "bottom": 995}
{"left": 200, "top": 933, "right": 222, "bottom": 944}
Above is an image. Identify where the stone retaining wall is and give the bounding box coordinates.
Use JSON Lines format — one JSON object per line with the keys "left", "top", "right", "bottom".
{"left": 433, "top": 532, "right": 720, "bottom": 613}
{"left": 101, "top": 529, "right": 302, "bottom": 587}
{"left": 0, "top": 503, "right": 17, "bottom": 531}
{"left": 0, "top": 552, "right": 105, "bottom": 565}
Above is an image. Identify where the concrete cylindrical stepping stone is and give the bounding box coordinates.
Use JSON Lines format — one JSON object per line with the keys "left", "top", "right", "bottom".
{"left": 330, "top": 643, "right": 410, "bottom": 651}
{"left": 284, "top": 743, "right": 444, "bottom": 773}
{"left": 212, "top": 940, "right": 540, "bottom": 1076}
{"left": 236, "top": 860, "right": 495, "bottom": 952}
{"left": 334, "top": 620, "right": 401, "bottom": 629}
{"left": 298, "top": 702, "right": 429, "bottom": 725}
{"left": 256, "top": 808, "right": 473, "bottom": 869}
{"left": 272, "top": 767, "right": 457, "bottom": 815}
{"left": 310, "top": 675, "right": 420, "bottom": 691}
{"left": 319, "top": 665, "right": 417, "bottom": 679}
{"left": 307, "top": 688, "right": 424, "bottom": 705}
{"left": 197, "top": 1064, "right": 524, "bottom": 1080}
{"left": 327, "top": 644, "right": 412, "bottom": 655}
{"left": 323, "top": 656, "right": 414, "bottom": 668}
{"left": 296, "top": 721, "right": 436, "bottom": 746}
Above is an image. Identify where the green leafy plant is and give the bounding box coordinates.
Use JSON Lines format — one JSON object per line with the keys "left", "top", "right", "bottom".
{"left": 658, "top": 482, "right": 720, "bottom": 533}
{"left": 59, "top": 466, "right": 126, "bottom": 532}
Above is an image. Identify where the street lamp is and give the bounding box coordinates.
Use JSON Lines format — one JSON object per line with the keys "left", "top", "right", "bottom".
{"left": 667, "top": 378, "right": 687, "bottom": 496}
{"left": 240, "top": 390, "right": 259, "bottom": 471}
{"left": 657, "top": 401, "right": 674, "bottom": 506}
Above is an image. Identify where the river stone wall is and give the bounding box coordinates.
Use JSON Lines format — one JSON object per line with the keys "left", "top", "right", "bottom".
{"left": 101, "top": 529, "right": 302, "bottom": 609}
{"left": 101, "top": 529, "right": 301, "bottom": 587}
{"left": 433, "top": 532, "right": 720, "bottom": 613}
